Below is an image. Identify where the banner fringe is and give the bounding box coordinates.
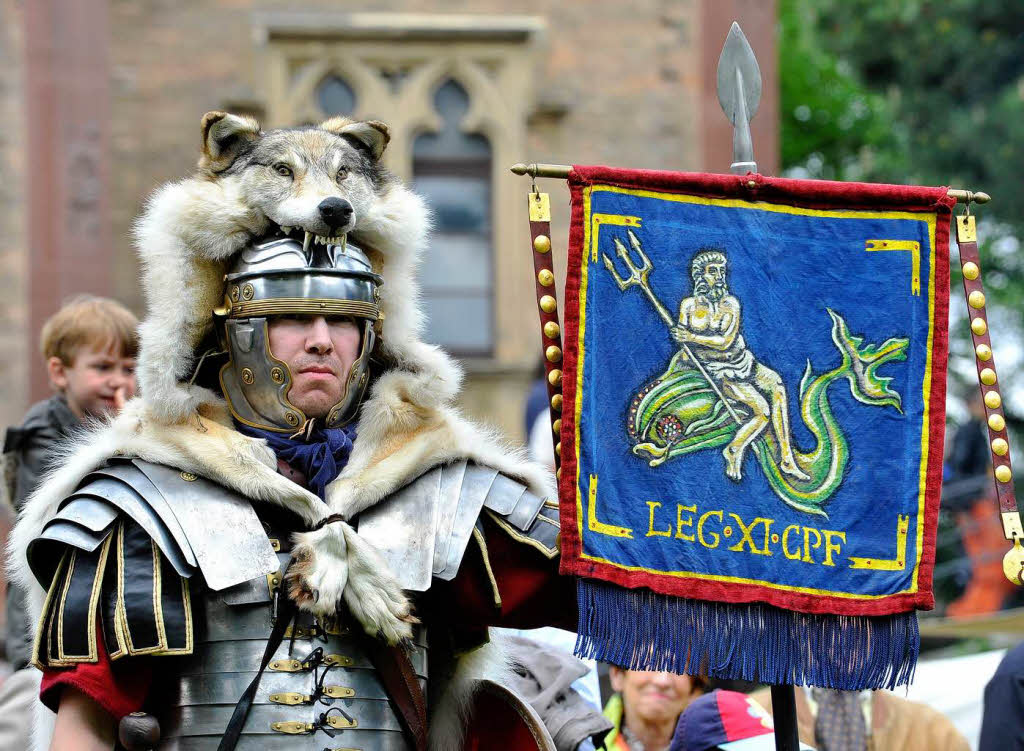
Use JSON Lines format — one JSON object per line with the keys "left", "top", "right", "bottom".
{"left": 574, "top": 579, "right": 918, "bottom": 690}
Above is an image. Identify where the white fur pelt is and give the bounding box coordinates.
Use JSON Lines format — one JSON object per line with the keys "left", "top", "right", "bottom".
{"left": 8, "top": 387, "right": 552, "bottom": 750}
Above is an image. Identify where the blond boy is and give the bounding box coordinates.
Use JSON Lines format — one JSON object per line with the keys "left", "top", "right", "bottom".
{"left": 0, "top": 296, "right": 138, "bottom": 749}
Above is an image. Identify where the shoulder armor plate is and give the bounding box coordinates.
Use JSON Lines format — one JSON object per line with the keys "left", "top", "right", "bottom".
{"left": 28, "top": 458, "right": 277, "bottom": 593}
{"left": 358, "top": 460, "right": 557, "bottom": 591}
{"left": 28, "top": 458, "right": 283, "bottom": 670}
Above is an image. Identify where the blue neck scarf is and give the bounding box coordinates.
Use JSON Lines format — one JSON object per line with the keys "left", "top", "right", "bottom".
{"left": 235, "top": 420, "right": 357, "bottom": 501}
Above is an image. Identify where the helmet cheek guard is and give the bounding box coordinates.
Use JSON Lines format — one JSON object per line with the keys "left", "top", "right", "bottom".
{"left": 216, "top": 237, "right": 383, "bottom": 433}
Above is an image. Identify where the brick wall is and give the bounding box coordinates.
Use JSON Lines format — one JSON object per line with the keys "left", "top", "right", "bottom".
{"left": 0, "top": 0, "right": 28, "bottom": 432}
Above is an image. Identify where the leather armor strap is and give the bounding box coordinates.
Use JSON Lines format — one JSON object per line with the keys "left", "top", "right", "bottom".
{"left": 954, "top": 215, "right": 1018, "bottom": 522}
{"left": 360, "top": 633, "right": 428, "bottom": 751}
{"left": 527, "top": 189, "right": 563, "bottom": 472}
{"left": 217, "top": 563, "right": 298, "bottom": 751}
{"left": 309, "top": 513, "right": 348, "bottom": 531}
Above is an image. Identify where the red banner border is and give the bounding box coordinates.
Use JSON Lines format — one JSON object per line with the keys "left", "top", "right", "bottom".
{"left": 557, "top": 166, "right": 954, "bottom": 617}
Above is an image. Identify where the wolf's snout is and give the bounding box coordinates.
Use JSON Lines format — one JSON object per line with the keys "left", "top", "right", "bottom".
{"left": 318, "top": 197, "right": 353, "bottom": 230}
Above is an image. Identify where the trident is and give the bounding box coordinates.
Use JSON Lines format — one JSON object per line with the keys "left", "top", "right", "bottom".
{"left": 603, "top": 229, "right": 743, "bottom": 425}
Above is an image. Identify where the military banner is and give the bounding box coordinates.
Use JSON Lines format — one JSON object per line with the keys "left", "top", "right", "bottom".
{"left": 558, "top": 165, "right": 955, "bottom": 689}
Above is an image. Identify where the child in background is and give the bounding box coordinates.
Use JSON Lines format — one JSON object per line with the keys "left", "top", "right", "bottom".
{"left": 0, "top": 295, "right": 138, "bottom": 748}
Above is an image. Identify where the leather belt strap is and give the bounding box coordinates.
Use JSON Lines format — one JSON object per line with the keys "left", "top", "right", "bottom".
{"left": 360, "top": 632, "right": 428, "bottom": 751}
{"left": 527, "top": 188, "right": 563, "bottom": 473}
{"left": 217, "top": 561, "right": 298, "bottom": 751}
{"left": 954, "top": 215, "right": 1019, "bottom": 530}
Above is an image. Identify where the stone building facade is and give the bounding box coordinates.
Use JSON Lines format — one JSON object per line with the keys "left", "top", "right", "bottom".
{"left": 0, "top": 0, "right": 777, "bottom": 443}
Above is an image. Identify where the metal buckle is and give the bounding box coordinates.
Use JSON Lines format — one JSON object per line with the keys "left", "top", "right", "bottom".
{"left": 957, "top": 214, "right": 977, "bottom": 243}
{"left": 269, "top": 692, "right": 313, "bottom": 705}
{"left": 284, "top": 624, "right": 322, "bottom": 640}
{"left": 270, "top": 720, "right": 314, "bottom": 734}
{"left": 322, "top": 685, "right": 355, "bottom": 699}
{"left": 268, "top": 659, "right": 305, "bottom": 673}
{"left": 321, "top": 619, "right": 348, "bottom": 636}
{"left": 529, "top": 191, "right": 551, "bottom": 222}
{"left": 323, "top": 653, "right": 353, "bottom": 667}
{"left": 1002, "top": 511, "right": 1024, "bottom": 540}
{"left": 266, "top": 571, "right": 282, "bottom": 596}
{"left": 325, "top": 714, "right": 358, "bottom": 729}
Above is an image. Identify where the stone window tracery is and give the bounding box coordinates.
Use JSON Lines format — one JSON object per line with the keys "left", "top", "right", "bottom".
{"left": 413, "top": 79, "right": 493, "bottom": 354}
{"left": 258, "top": 14, "right": 543, "bottom": 365}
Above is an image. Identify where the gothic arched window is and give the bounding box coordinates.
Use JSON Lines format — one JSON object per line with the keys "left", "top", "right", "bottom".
{"left": 412, "top": 79, "right": 493, "bottom": 356}
{"left": 316, "top": 75, "right": 357, "bottom": 117}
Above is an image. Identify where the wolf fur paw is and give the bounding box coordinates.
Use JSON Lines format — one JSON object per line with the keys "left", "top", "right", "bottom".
{"left": 287, "top": 524, "right": 350, "bottom": 617}
{"left": 287, "top": 522, "right": 416, "bottom": 643}
{"left": 340, "top": 525, "right": 417, "bottom": 645}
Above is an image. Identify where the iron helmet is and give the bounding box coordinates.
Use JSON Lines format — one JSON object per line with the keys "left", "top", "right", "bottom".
{"left": 216, "top": 235, "right": 383, "bottom": 433}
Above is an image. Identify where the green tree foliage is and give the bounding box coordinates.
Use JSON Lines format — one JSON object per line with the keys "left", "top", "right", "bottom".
{"left": 780, "top": 0, "right": 1024, "bottom": 403}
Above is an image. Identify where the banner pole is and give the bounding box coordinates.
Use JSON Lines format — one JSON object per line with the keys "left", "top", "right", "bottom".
{"left": 769, "top": 685, "right": 800, "bottom": 751}
{"left": 510, "top": 163, "right": 988, "bottom": 204}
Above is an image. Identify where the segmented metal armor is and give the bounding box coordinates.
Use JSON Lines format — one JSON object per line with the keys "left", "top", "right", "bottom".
{"left": 28, "top": 459, "right": 558, "bottom": 749}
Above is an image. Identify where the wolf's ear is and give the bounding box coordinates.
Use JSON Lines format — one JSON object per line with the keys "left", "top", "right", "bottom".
{"left": 199, "top": 111, "right": 261, "bottom": 173}
{"left": 322, "top": 118, "right": 390, "bottom": 161}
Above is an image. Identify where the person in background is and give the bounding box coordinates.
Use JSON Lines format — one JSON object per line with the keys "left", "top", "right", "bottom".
{"left": 602, "top": 667, "right": 707, "bottom": 750}
{"left": 979, "top": 641, "right": 1024, "bottom": 750}
{"left": 750, "top": 684, "right": 969, "bottom": 751}
{"left": 946, "top": 390, "right": 991, "bottom": 489}
{"left": 669, "top": 689, "right": 810, "bottom": 751}
{"left": 0, "top": 295, "right": 138, "bottom": 751}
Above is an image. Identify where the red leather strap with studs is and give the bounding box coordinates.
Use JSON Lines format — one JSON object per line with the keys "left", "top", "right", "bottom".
{"left": 528, "top": 191, "right": 563, "bottom": 473}
{"left": 954, "top": 215, "right": 1017, "bottom": 520}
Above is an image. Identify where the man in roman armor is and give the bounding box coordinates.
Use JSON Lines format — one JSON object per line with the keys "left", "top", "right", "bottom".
{"left": 9, "top": 113, "right": 570, "bottom": 750}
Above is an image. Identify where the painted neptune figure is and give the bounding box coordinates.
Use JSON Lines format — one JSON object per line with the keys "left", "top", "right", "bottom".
{"left": 670, "top": 249, "right": 809, "bottom": 482}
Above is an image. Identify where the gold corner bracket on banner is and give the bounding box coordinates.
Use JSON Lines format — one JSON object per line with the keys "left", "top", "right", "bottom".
{"left": 510, "top": 163, "right": 991, "bottom": 204}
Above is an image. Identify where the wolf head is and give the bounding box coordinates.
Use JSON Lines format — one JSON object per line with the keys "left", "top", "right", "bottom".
{"left": 198, "top": 112, "right": 394, "bottom": 245}
{"left": 134, "top": 112, "right": 457, "bottom": 425}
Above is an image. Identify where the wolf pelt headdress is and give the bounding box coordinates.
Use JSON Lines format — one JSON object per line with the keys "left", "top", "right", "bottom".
{"left": 9, "top": 114, "right": 552, "bottom": 747}
{"left": 66, "top": 111, "right": 548, "bottom": 512}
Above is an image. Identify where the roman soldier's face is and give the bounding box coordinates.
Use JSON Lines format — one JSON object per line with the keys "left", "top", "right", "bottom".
{"left": 267, "top": 315, "right": 361, "bottom": 419}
